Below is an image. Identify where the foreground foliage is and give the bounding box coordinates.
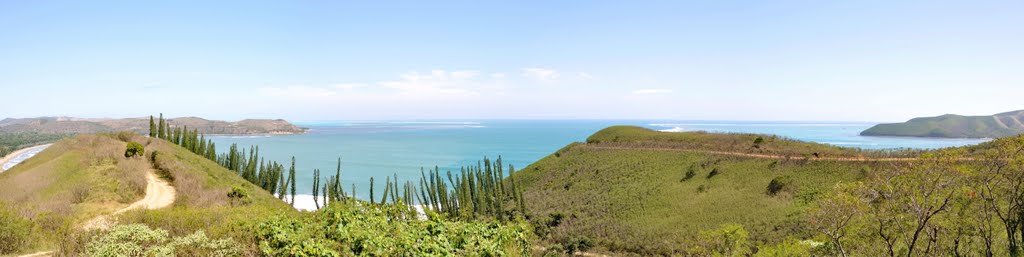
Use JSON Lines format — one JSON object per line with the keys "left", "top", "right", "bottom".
{"left": 84, "top": 224, "right": 240, "bottom": 257}
{"left": 255, "top": 201, "right": 533, "bottom": 256}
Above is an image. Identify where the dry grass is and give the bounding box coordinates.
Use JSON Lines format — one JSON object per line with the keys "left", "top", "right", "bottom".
{"left": 0, "top": 133, "right": 150, "bottom": 254}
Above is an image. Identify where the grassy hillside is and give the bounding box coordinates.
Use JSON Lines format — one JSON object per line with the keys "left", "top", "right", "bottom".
{"left": 514, "top": 126, "right": 892, "bottom": 255}
{"left": 861, "top": 110, "right": 1024, "bottom": 138}
{"left": 0, "top": 132, "right": 294, "bottom": 255}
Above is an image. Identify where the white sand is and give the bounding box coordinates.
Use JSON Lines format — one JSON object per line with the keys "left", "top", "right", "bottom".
{"left": 0, "top": 144, "right": 52, "bottom": 172}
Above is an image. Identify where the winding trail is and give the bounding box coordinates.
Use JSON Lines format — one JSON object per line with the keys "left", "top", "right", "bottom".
{"left": 82, "top": 169, "right": 176, "bottom": 230}
{"left": 19, "top": 166, "right": 175, "bottom": 257}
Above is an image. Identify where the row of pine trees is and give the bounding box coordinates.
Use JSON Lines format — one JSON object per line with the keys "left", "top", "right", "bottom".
{"left": 149, "top": 114, "right": 298, "bottom": 205}
{"left": 148, "top": 114, "right": 526, "bottom": 221}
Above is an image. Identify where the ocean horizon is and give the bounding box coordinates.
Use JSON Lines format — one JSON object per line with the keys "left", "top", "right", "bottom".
{"left": 205, "top": 120, "right": 988, "bottom": 210}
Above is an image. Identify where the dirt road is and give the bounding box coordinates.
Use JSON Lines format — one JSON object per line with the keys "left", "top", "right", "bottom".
{"left": 82, "top": 169, "right": 176, "bottom": 230}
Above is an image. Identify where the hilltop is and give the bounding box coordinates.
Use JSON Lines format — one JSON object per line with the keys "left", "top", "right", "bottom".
{"left": 0, "top": 132, "right": 294, "bottom": 255}
{"left": 861, "top": 110, "right": 1024, "bottom": 138}
{"left": 511, "top": 126, "right": 962, "bottom": 255}
{"left": 0, "top": 116, "right": 307, "bottom": 135}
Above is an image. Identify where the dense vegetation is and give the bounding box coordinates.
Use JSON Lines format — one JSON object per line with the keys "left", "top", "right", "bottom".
{"left": 861, "top": 109, "right": 1024, "bottom": 138}
{"left": 0, "top": 132, "right": 69, "bottom": 158}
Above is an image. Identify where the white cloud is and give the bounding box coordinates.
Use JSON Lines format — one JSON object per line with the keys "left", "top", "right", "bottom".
{"left": 259, "top": 85, "right": 338, "bottom": 98}
{"left": 380, "top": 69, "right": 482, "bottom": 95}
{"left": 491, "top": 73, "right": 506, "bottom": 79}
{"left": 332, "top": 83, "right": 367, "bottom": 90}
{"left": 521, "top": 68, "right": 559, "bottom": 81}
{"left": 577, "top": 72, "right": 594, "bottom": 79}
{"left": 632, "top": 89, "right": 672, "bottom": 95}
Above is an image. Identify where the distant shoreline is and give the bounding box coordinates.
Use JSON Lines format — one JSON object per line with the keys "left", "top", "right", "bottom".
{"left": 0, "top": 143, "right": 53, "bottom": 172}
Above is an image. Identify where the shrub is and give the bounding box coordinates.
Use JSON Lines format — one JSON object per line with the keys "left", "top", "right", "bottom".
{"left": 564, "top": 236, "right": 594, "bottom": 253}
{"left": 707, "top": 168, "right": 721, "bottom": 179}
{"left": 697, "top": 184, "right": 707, "bottom": 193}
{"left": 125, "top": 142, "right": 145, "bottom": 158}
{"left": 227, "top": 186, "right": 250, "bottom": 206}
{"left": 681, "top": 164, "right": 698, "bottom": 181}
{"left": 0, "top": 203, "right": 33, "bottom": 254}
{"left": 115, "top": 131, "right": 135, "bottom": 142}
{"left": 766, "top": 176, "right": 792, "bottom": 196}
{"left": 690, "top": 224, "right": 750, "bottom": 257}
{"left": 753, "top": 137, "right": 765, "bottom": 148}
{"left": 84, "top": 224, "right": 239, "bottom": 257}
{"left": 72, "top": 185, "right": 91, "bottom": 204}
{"left": 753, "top": 238, "right": 812, "bottom": 257}
{"left": 256, "top": 202, "right": 532, "bottom": 256}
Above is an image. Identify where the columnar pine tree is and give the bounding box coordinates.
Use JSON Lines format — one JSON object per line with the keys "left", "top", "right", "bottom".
{"left": 157, "top": 113, "right": 166, "bottom": 139}
{"left": 289, "top": 156, "right": 296, "bottom": 206}
{"left": 149, "top": 116, "right": 156, "bottom": 137}
{"left": 312, "top": 169, "right": 320, "bottom": 209}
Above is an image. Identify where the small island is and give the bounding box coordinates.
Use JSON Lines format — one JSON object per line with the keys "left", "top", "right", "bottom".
{"left": 861, "top": 110, "right": 1024, "bottom": 138}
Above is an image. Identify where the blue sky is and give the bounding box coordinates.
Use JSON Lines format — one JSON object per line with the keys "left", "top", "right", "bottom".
{"left": 1, "top": 1, "right": 1021, "bottom": 122}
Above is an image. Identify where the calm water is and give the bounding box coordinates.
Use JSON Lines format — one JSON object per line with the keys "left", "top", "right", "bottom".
{"left": 207, "top": 120, "right": 987, "bottom": 209}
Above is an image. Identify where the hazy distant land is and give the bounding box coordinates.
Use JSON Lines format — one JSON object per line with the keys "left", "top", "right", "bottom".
{"left": 0, "top": 116, "right": 307, "bottom": 135}
{"left": 861, "top": 110, "right": 1024, "bottom": 138}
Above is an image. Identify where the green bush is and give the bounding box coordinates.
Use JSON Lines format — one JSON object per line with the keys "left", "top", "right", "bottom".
{"left": 706, "top": 168, "right": 720, "bottom": 179}
{"left": 125, "top": 142, "right": 145, "bottom": 158}
{"left": 255, "top": 201, "right": 533, "bottom": 256}
{"left": 84, "top": 224, "right": 239, "bottom": 257}
{"left": 0, "top": 203, "right": 33, "bottom": 254}
{"left": 681, "top": 164, "right": 698, "bottom": 181}
{"left": 766, "top": 176, "right": 792, "bottom": 196}
{"left": 227, "top": 185, "right": 250, "bottom": 206}
{"left": 564, "top": 236, "right": 594, "bottom": 253}
{"left": 753, "top": 238, "right": 812, "bottom": 257}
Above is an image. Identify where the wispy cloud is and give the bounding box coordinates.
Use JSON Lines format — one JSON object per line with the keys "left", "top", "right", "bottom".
{"left": 259, "top": 85, "right": 338, "bottom": 98}
{"left": 577, "top": 72, "right": 594, "bottom": 79}
{"left": 381, "top": 69, "right": 481, "bottom": 95}
{"left": 521, "top": 68, "right": 559, "bottom": 81}
{"left": 632, "top": 89, "right": 672, "bottom": 95}
{"left": 331, "top": 83, "right": 367, "bottom": 90}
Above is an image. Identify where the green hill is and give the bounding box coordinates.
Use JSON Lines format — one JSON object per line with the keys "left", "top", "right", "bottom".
{"left": 514, "top": 126, "right": 885, "bottom": 255}
{"left": 0, "top": 133, "right": 294, "bottom": 255}
{"left": 861, "top": 110, "right": 1024, "bottom": 138}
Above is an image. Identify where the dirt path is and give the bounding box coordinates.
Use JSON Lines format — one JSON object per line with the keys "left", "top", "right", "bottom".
{"left": 18, "top": 169, "right": 175, "bottom": 257}
{"left": 82, "top": 170, "right": 176, "bottom": 230}
{"left": 586, "top": 145, "right": 920, "bottom": 162}
{"left": 0, "top": 144, "right": 52, "bottom": 172}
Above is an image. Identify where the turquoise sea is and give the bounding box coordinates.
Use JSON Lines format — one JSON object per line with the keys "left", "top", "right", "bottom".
{"left": 207, "top": 120, "right": 987, "bottom": 209}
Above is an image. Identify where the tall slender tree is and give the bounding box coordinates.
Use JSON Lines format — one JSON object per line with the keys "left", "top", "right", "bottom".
{"left": 149, "top": 115, "right": 156, "bottom": 137}
{"left": 289, "top": 157, "right": 297, "bottom": 206}
{"left": 157, "top": 113, "right": 166, "bottom": 139}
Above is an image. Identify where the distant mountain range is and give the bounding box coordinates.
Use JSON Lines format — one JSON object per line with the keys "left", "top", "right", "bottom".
{"left": 0, "top": 116, "right": 307, "bottom": 135}
{"left": 861, "top": 110, "right": 1024, "bottom": 138}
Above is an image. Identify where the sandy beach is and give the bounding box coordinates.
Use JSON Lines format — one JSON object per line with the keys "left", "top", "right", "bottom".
{"left": 0, "top": 144, "right": 53, "bottom": 172}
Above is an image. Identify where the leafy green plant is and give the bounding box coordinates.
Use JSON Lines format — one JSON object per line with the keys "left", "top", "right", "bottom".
{"left": 0, "top": 203, "right": 33, "bottom": 254}
{"left": 125, "top": 141, "right": 145, "bottom": 158}
{"left": 84, "top": 224, "right": 239, "bottom": 257}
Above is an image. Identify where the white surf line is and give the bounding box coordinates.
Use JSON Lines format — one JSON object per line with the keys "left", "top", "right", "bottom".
{"left": 1, "top": 144, "right": 53, "bottom": 171}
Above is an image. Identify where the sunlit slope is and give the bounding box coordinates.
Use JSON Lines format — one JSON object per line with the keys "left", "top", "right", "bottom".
{"left": 0, "top": 133, "right": 293, "bottom": 255}
{"left": 514, "top": 126, "right": 887, "bottom": 255}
